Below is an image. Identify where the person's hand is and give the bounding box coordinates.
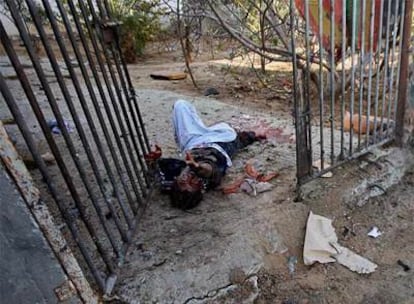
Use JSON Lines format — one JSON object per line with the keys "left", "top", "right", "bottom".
{"left": 185, "top": 151, "right": 199, "bottom": 168}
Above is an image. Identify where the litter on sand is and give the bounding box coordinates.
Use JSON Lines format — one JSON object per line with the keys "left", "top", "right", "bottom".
{"left": 149, "top": 71, "right": 187, "bottom": 80}
{"left": 303, "top": 211, "right": 377, "bottom": 274}
{"left": 367, "top": 226, "right": 382, "bottom": 238}
{"left": 312, "top": 159, "right": 333, "bottom": 178}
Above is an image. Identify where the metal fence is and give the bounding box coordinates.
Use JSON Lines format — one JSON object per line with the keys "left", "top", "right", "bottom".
{"left": 0, "top": 0, "right": 150, "bottom": 294}
{"left": 289, "top": 0, "right": 413, "bottom": 186}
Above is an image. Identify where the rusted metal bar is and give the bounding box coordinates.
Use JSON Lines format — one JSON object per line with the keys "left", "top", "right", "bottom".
{"left": 88, "top": 0, "right": 149, "bottom": 195}
{"left": 103, "top": 0, "right": 151, "bottom": 154}
{"left": 6, "top": 0, "right": 117, "bottom": 273}
{"left": 393, "top": 0, "right": 406, "bottom": 123}
{"left": 100, "top": 10, "right": 151, "bottom": 158}
{"left": 373, "top": 0, "right": 386, "bottom": 143}
{"left": 395, "top": 0, "right": 414, "bottom": 146}
{"left": 329, "top": 0, "right": 335, "bottom": 164}
{"left": 386, "top": 0, "right": 402, "bottom": 137}
{"left": 318, "top": 0, "right": 325, "bottom": 167}
{"left": 349, "top": 0, "right": 358, "bottom": 155}
{"left": 26, "top": 0, "right": 133, "bottom": 241}
{"left": 339, "top": 0, "right": 347, "bottom": 160}
{"left": 357, "top": 0, "right": 367, "bottom": 150}
{"left": 364, "top": 0, "right": 377, "bottom": 147}
{"left": 0, "top": 23, "right": 106, "bottom": 291}
{"left": 94, "top": 5, "right": 150, "bottom": 191}
{"left": 40, "top": 0, "right": 130, "bottom": 246}
{"left": 65, "top": 0, "right": 140, "bottom": 216}
{"left": 291, "top": 0, "right": 312, "bottom": 185}
{"left": 304, "top": 1, "right": 313, "bottom": 173}
{"left": 69, "top": 0, "right": 143, "bottom": 212}
{"left": 77, "top": 0, "right": 145, "bottom": 208}
{"left": 380, "top": 0, "right": 394, "bottom": 138}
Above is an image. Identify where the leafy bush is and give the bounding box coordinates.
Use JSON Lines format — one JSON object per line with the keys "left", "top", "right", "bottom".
{"left": 107, "top": 0, "right": 164, "bottom": 62}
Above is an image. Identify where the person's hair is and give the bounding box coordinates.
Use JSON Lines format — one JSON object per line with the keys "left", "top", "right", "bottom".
{"left": 169, "top": 181, "right": 203, "bottom": 210}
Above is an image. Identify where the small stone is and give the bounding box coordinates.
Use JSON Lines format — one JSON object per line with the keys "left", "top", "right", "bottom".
{"left": 204, "top": 87, "right": 219, "bottom": 96}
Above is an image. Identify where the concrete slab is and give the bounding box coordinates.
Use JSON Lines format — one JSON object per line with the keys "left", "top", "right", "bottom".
{"left": 0, "top": 163, "right": 78, "bottom": 303}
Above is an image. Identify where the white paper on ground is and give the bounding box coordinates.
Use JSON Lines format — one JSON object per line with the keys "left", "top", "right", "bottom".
{"left": 367, "top": 226, "right": 382, "bottom": 238}
{"left": 303, "top": 211, "right": 378, "bottom": 274}
{"left": 303, "top": 211, "right": 338, "bottom": 265}
{"left": 330, "top": 242, "right": 378, "bottom": 274}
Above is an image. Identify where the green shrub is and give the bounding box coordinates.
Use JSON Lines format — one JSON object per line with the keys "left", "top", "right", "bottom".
{"left": 108, "top": 0, "right": 164, "bottom": 62}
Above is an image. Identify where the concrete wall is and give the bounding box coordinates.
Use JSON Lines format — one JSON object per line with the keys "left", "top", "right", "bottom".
{"left": 0, "top": 163, "right": 82, "bottom": 303}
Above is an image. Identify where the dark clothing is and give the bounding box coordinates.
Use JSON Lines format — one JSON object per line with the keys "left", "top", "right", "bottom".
{"left": 190, "top": 131, "right": 257, "bottom": 189}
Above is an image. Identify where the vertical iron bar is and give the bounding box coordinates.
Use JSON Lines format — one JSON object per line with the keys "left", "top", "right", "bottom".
{"left": 385, "top": 0, "right": 402, "bottom": 137}
{"left": 291, "top": 0, "right": 311, "bottom": 184}
{"left": 340, "top": 0, "right": 346, "bottom": 160}
{"left": 395, "top": 0, "right": 414, "bottom": 146}
{"left": 0, "top": 22, "right": 107, "bottom": 291}
{"left": 329, "top": 0, "right": 335, "bottom": 164}
{"left": 379, "top": 0, "right": 393, "bottom": 138}
{"left": 357, "top": 0, "right": 367, "bottom": 149}
{"left": 373, "top": 0, "right": 386, "bottom": 142}
{"left": 80, "top": 0, "right": 145, "bottom": 203}
{"left": 26, "top": 0, "right": 135, "bottom": 234}
{"left": 92, "top": 4, "right": 149, "bottom": 191}
{"left": 0, "top": 70, "right": 105, "bottom": 290}
{"left": 72, "top": 0, "right": 144, "bottom": 210}
{"left": 66, "top": 0, "right": 142, "bottom": 214}
{"left": 365, "top": 0, "right": 377, "bottom": 147}
{"left": 349, "top": 0, "right": 358, "bottom": 155}
{"left": 97, "top": 7, "right": 150, "bottom": 190}
{"left": 318, "top": 0, "right": 325, "bottom": 167}
{"left": 9, "top": 0, "right": 117, "bottom": 272}
{"left": 393, "top": 0, "right": 406, "bottom": 123}
{"left": 103, "top": 0, "right": 151, "bottom": 154}
{"left": 304, "top": 0, "right": 312, "bottom": 166}
{"left": 46, "top": 0, "right": 131, "bottom": 242}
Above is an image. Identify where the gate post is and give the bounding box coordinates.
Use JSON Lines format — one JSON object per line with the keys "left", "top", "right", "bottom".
{"left": 395, "top": 0, "right": 413, "bottom": 146}
{"left": 290, "top": 0, "right": 313, "bottom": 188}
{"left": 294, "top": 69, "right": 313, "bottom": 185}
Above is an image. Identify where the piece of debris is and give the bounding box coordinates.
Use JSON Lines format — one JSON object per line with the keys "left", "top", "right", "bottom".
{"left": 149, "top": 71, "right": 187, "bottom": 80}
{"left": 287, "top": 256, "right": 298, "bottom": 274}
{"left": 47, "top": 119, "right": 73, "bottom": 135}
{"left": 330, "top": 242, "right": 378, "bottom": 274}
{"left": 397, "top": 260, "right": 411, "bottom": 272}
{"left": 367, "top": 226, "right": 382, "bottom": 238}
{"left": 221, "top": 161, "right": 278, "bottom": 195}
{"left": 312, "top": 159, "right": 333, "bottom": 178}
{"left": 239, "top": 178, "right": 273, "bottom": 196}
{"left": 204, "top": 87, "right": 219, "bottom": 96}
{"left": 303, "top": 211, "right": 377, "bottom": 274}
{"left": 303, "top": 212, "right": 338, "bottom": 265}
